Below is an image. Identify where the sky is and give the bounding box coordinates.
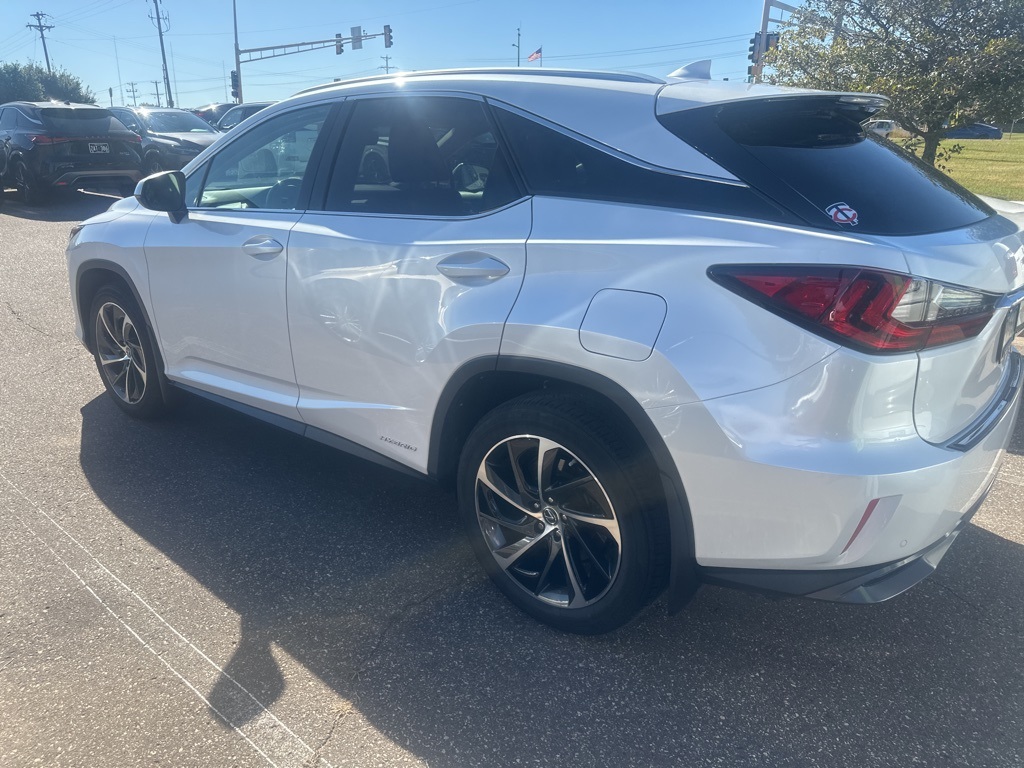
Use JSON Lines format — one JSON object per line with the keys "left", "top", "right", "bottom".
{"left": 2, "top": 0, "right": 769, "bottom": 108}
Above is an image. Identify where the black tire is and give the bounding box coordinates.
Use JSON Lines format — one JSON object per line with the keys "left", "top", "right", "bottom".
{"left": 89, "top": 285, "right": 171, "bottom": 419}
{"left": 457, "top": 392, "right": 668, "bottom": 634}
{"left": 12, "top": 160, "right": 47, "bottom": 205}
{"left": 143, "top": 153, "right": 164, "bottom": 177}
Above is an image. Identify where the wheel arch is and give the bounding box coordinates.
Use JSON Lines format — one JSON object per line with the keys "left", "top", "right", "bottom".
{"left": 75, "top": 260, "right": 175, "bottom": 406}
{"left": 430, "top": 355, "right": 699, "bottom": 609}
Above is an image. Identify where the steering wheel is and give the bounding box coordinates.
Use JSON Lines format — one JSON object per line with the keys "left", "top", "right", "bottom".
{"left": 265, "top": 177, "right": 303, "bottom": 209}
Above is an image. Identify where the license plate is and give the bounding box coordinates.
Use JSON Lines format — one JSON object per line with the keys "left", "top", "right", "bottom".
{"left": 88, "top": 142, "right": 110, "bottom": 154}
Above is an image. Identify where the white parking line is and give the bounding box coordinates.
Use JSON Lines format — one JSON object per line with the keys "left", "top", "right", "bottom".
{"left": 2, "top": 470, "right": 334, "bottom": 768}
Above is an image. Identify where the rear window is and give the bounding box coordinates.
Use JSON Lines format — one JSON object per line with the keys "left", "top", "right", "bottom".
{"left": 39, "top": 108, "right": 128, "bottom": 136}
{"left": 659, "top": 98, "right": 993, "bottom": 236}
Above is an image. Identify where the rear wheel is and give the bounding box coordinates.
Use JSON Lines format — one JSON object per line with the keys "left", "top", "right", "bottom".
{"left": 89, "top": 286, "right": 170, "bottom": 419}
{"left": 457, "top": 393, "right": 668, "bottom": 634}
{"left": 12, "top": 160, "right": 47, "bottom": 205}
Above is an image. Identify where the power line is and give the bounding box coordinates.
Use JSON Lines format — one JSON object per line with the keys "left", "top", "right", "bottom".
{"left": 149, "top": 0, "right": 174, "bottom": 107}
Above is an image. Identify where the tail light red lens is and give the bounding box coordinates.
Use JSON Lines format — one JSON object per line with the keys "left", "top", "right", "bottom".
{"left": 29, "top": 134, "right": 72, "bottom": 144}
{"left": 710, "top": 265, "right": 997, "bottom": 353}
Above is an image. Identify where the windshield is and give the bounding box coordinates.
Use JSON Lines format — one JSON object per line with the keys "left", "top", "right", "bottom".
{"left": 39, "top": 108, "right": 128, "bottom": 135}
{"left": 141, "top": 110, "right": 216, "bottom": 134}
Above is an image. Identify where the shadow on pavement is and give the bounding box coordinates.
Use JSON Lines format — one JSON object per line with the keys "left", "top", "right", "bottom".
{"left": 78, "top": 392, "right": 1024, "bottom": 767}
{"left": 1, "top": 188, "right": 121, "bottom": 222}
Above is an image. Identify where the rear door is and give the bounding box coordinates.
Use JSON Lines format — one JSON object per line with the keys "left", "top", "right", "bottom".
{"left": 287, "top": 94, "right": 530, "bottom": 471}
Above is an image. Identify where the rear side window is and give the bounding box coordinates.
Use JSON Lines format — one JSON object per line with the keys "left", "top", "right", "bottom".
{"left": 39, "top": 108, "right": 128, "bottom": 135}
{"left": 492, "top": 107, "right": 792, "bottom": 223}
{"left": 659, "top": 98, "right": 992, "bottom": 236}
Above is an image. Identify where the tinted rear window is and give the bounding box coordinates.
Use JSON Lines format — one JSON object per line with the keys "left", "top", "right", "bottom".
{"left": 39, "top": 108, "right": 128, "bottom": 136}
{"left": 659, "top": 98, "right": 993, "bottom": 236}
{"left": 494, "top": 107, "right": 795, "bottom": 224}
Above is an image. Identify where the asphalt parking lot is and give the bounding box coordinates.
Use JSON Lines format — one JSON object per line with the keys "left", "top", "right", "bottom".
{"left": 2, "top": 189, "right": 1023, "bottom": 767}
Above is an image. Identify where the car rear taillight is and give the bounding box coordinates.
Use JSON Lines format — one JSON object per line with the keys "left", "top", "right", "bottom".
{"left": 709, "top": 265, "right": 997, "bottom": 353}
{"left": 29, "top": 134, "right": 72, "bottom": 144}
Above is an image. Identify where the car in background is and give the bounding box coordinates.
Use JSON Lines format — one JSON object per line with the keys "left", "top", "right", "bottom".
{"left": 0, "top": 101, "right": 142, "bottom": 203}
{"left": 864, "top": 119, "right": 896, "bottom": 138}
{"left": 191, "top": 102, "right": 235, "bottom": 127}
{"left": 66, "top": 69, "right": 1024, "bottom": 634}
{"left": 946, "top": 122, "right": 1003, "bottom": 139}
{"left": 216, "top": 101, "right": 275, "bottom": 132}
{"left": 110, "top": 107, "right": 220, "bottom": 176}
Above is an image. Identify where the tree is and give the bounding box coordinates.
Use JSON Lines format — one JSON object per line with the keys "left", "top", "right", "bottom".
{"left": 0, "top": 62, "right": 95, "bottom": 105}
{"left": 764, "top": 0, "right": 1024, "bottom": 165}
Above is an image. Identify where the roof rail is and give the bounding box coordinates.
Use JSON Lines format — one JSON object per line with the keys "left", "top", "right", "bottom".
{"left": 294, "top": 67, "right": 665, "bottom": 96}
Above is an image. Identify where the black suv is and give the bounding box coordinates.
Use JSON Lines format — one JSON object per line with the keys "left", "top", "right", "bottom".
{"left": 110, "top": 107, "right": 220, "bottom": 176}
{"left": 0, "top": 101, "right": 143, "bottom": 203}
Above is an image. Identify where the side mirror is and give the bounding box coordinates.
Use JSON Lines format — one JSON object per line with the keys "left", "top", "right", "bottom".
{"left": 136, "top": 170, "right": 187, "bottom": 223}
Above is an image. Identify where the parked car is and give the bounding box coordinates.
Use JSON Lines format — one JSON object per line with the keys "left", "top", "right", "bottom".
{"left": 216, "top": 101, "right": 275, "bottom": 132}
{"left": 864, "top": 119, "right": 896, "bottom": 138}
{"left": 0, "top": 101, "right": 142, "bottom": 203}
{"left": 66, "top": 69, "right": 1024, "bottom": 634}
{"left": 945, "top": 122, "right": 1003, "bottom": 139}
{"left": 110, "top": 107, "right": 220, "bottom": 176}
{"left": 191, "top": 102, "right": 235, "bottom": 127}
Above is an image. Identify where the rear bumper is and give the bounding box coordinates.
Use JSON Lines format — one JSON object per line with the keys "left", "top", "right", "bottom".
{"left": 651, "top": 347, "right": 1022, "bottom": 583}
{"left": 698, "top": 483, "right": 989, "bottom": 603}
{"left": 49, "top": 169, "right": 143, "bottom": 190}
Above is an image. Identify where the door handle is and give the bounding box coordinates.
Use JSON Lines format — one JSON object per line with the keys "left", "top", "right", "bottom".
{"left": 243, "top": 236, "right": 283, "bottom": 259}
{"left": 437, "top": 252, "right": 510, "bottom": 280}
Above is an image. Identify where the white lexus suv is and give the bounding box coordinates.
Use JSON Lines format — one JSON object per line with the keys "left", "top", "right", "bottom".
{"left": 66, "top": 68, "right": 1024, "bottom": 634}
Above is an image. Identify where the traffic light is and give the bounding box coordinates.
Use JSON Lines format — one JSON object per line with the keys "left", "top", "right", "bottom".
{"left": 747, "top": 32, "right": 762, "bottom": 64}
{"left": 383, "top": 24, "right": 393, "bottom": 48}
{"left": 230, "top": 70, "right": 239, "bottom": 99}
{"left": 335, "top": 33, "right": 344, "bottom": 55}
{"left": 764, "top": 32, "right": 780, "bottom": 56}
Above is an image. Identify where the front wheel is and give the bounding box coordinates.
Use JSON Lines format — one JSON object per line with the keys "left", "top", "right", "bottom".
{"left": 457, "top": 393, "right": 668, "bottom": 634}
{"left": 89, "top": 286, "right": 170, "bottom": 419}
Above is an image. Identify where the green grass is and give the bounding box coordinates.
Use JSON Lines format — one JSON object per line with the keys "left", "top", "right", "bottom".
{"left": 937, "top": 133, "right": 1024, "bottom": 201}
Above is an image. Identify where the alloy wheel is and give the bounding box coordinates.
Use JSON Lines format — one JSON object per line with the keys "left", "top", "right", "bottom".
{"left": 474, "top": 435, "right": 622, "bottom": 608}
{"left": 95, "top": 301, "right": 148, "bottom": 404}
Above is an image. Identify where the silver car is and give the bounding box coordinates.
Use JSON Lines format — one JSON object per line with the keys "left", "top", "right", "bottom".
{"left": 66, "top": 68, "right": 1024, "bottom": 634}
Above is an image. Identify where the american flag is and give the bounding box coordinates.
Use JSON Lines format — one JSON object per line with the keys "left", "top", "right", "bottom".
{"left": 527, "top": 47, "right": 542, "bottom": 62}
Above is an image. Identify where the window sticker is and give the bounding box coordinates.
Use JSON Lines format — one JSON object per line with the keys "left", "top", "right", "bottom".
{"left": 826, "top": 202, "right": 859, "bottom": 226}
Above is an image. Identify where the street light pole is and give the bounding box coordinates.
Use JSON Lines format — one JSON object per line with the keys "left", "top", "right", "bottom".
{"left": 233, "top": 0, "right": 244, "bottom": 103}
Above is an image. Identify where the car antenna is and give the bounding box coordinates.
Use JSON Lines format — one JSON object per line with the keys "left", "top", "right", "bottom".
{"left": 666, "top": 60, "right": 712, "bottom": 81}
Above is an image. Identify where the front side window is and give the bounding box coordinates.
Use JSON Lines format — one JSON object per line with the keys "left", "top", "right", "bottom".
{"left": 111, "top": 109, "right": 141, "bottom": 133}
{"left": 323, "top": 96, "right": 519, "bottom": 216}
{"left": 198, "top": 104, "right": 330, "bottom": 211}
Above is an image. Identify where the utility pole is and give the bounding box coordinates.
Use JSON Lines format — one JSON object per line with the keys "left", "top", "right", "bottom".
{"left": 26, "top": 12, "right": 54, "bottom": 73}
{"left": 152, "top": 80, "right": 163, "bottom": 107}
{"left": 380, "top": 55, "right": 392, "bottom": 73}
{"left": 125, "top": 82, "right": 139, "bottom": 107}
{"left": 512, "top": 25, "right": 521, "bottom": 66}
{"left": 149, "top": 0, "right": 174, "bottom": 107}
